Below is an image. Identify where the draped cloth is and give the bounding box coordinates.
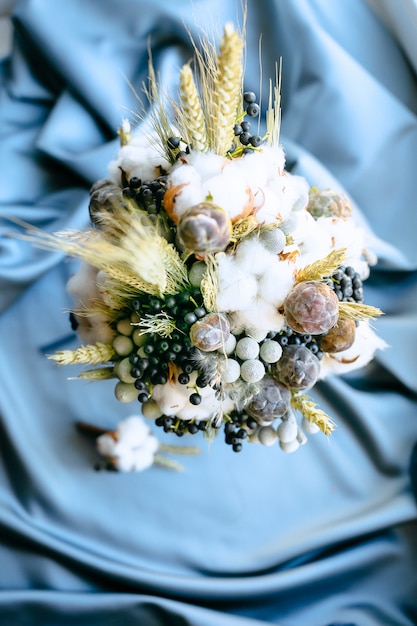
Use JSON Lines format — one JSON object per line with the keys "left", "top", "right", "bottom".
{"left": 0, "top": 1, "right": 417, "bottom": 624}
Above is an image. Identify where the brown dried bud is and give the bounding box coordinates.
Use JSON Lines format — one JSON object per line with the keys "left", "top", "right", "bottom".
{"left": 284, "top": 281, "right": 339, "bottom": 335}
{"left": 318, "top": 317, "right": 356, "bottom": 353}
{"left": 307, "top": 188, "right": 352, "bottom": 219}
{"left": 177, "top": 203, "right": 232, "bottom": 256}
{"left": 89, "top": 179, "right": 124, "bottom": 225}
{"left": 189, "top": 313, "right": 230, "bottom": 351}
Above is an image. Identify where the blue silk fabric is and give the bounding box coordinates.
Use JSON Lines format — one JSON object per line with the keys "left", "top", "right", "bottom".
{"left": 1, "top": 1, "right": 417, "bottom": 624}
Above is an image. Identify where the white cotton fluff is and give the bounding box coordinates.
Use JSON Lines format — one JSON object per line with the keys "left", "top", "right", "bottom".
{"left": 66, "top": 262, "right": 115, "bottom": 344}
{"left": 96, "top": 416, "right": 159, "bottom": 472}
{"left": 292, "top": 211, "right": 333, "bottom": 267}
{"left": 257, "top": 259, "right": 295, "bottom": 308}
{"left": 234, "top": 238, "right": 277, "bottom": 276}
{"left": 152, "top": 372, "right": 233, "bottom": 422}
{"left": 186, "top": 151, "right": 225, "bottom": 181}
{"left": 167, "top": 162, "right": 204, "bottom": 220}
{"left": 202, "top": 168, "right": 249, "bottom": 221}
{"left": 216, "top": 254, "right": 258, "bottom": 312}
{"left": 284, "top": 173, "right": 310, "bottom": 211}
{"left": 151, "top": 382, "right": 188, "bottom": 416}
{"left": 235, "top": 149, "right": 270, "bottom": 191}
{"left": 265, "top": 178, "right": 294, "bottom": 224}
{"left": 108, "top": 133, "right": 171, "bottom": 186}
{"left": 238, "top": 146, "right": 285, "bottom": 189}
{"left": 229, "top": 299, "right": 285, "bottom": 337}
{"left": 317, "top": 216, "right": 370, "bottom": 279}
{"left": 254, "top": 187, "right": 282, "bottom": 224}
{"left": 319, "top": 321, "right": 388, "bottom": 378}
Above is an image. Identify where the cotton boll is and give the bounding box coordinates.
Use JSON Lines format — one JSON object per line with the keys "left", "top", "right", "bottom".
{"left": 186, "top": 151, "right": 225, "bottom": 182}
{"left": 67, "top": 261, "right": 99, "bottom": 302}
{"left": 175, "top": 385, "right": 234, "bottom": 421}
{"left": 230, "top": 299, "right": 285, "bottom": 337}
{"left": 236, "top": 149, "right": 270, "bottom": 191}
{"left": 97, "top": 416, "right": 159, "bottom": 472}
{"left": 257, "top": 259, "right": 295, "bottom": 308}
{"left": 293, "top": 211, "right": 333, "bottom": 266}
{"left": 117, "top": 415, "right": 150, "bottom": 446}
{"left": 238, "top": 146, "right": 285, "bottom": 187}
{"left": 168, "top": 163, "right": 204, "bottom": 220}
{"left": 108, "top": 134, "right": 170, "bottom": 186}
{"left": 151, "top": 382, "right": 188, "bottom": 416}
{"left": 284, "top": 173, "right": 310, "bottom": 212}
{"left": 202, "top": 170, "right": 249, "bottom": 221}
{"left": 254, "top": 187, "right": 283, "bottom": 224}
{"left": 317, "top": 216, "right": 370, "bottom": 278}
{"left": 280, "top": 212, "right": 298, "bottom": 235}
{"left": 67, "top": 262, "right": 114, "bottom": 344}
{"left": 216, "top": 254, "right": 258, "bottom": 312}
{"left": 319, "top": 321, "right": 388, "bottom": 378}
{"left": 96, "top": 434, "right": 116, "bottom": 457}
{"left": 234, "top": 238, "right": 277, "bottom": 276}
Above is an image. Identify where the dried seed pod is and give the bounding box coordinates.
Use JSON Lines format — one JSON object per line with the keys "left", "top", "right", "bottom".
{"left": 245, "top": 376, "right": 291, "bottom": 423}
{"left": 189, "top": 313, "right": 230, "bottom": 351}
{"left": 319, "top": 317, "right": 356, "bottom": 353}
{"left": 89, "top": 179, "right": 124, "bottom": 225}
{"left": 284, "top": 281, "right": 339, "bottom": 335}
{"left": 273, "top": 344, "right": 320, "bottom": 392}
{"left": 177, "top": 203, "right": 232, "bottom": 256}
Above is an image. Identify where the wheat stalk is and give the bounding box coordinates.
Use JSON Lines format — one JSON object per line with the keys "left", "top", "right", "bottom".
{"left": 211, "top": 23, "right": 244, "bottom": 155}
{"left": 291, "top": 393, "right": 335, "bottom": 436}
{"left": 71, "top": 367, "right": 116, "bottom": 381}
{"left": 338, "top": 301, "right": 383, "bottom": 321}
{"left": 48, "top": 343, "right": 116, "bottom": 366}
{"left": 179, "top": 64, "right": 209, "bottom": 152}
{"left": 296, "top": 248, "right": 347, "bottom": 283}
{"left": 200, "top": 254, "right": 219, "bottom": 312}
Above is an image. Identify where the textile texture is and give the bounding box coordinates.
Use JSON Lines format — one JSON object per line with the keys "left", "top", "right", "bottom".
{"left": 0, "top": 1, "right": 416, "bottom": 625}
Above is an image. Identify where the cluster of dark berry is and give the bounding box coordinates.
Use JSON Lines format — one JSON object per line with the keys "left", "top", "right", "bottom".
{"left": 166, "top": 136, "right": 193, "bottom": 162}
{"left": 325, "top": 266, "right": 364, "bottom": 303}
{"left": 128, "top": 289, "right": 208, "bottom": 405}
{"left": 224, "top": 411, "right": 257, "bottom": 452}
{"left": 270, "top": 327, "right": 323, "bottom": 360}
{"left": 154, "top": 415, "right": 210, "bottom": 437}
{"left": 122, "top": 175, "right": 168, "bottom": 215}
{"left": 232, "top": 91, "right": 263, "bottom": 154}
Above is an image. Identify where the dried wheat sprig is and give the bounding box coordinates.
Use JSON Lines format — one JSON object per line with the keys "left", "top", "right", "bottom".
{"left": 142, "top": 52, "right": 178, "bottom": 164}
{"left": 211, "top": 23, "right": 244, "bottom": 155}
{"left": 70, "top": 367, "right": 116, "bottom": 381}
{"left": 179, "top": 64, "right": 209, "bottom": 152}
{"left": 200, "top": 254, "right": 219, "bottom": 312}
{"left": 296, "top": 249, "right": 347, "bottom": 283}
{"left": 48, "top": 343, "right": 116, "bottom": 366}
{"left": 159, "top": 444, "right": 200, "bottom": 455}
{"left": 153, "top": 455, "right": 185, "bottom": 471}
{"left": 338, "top": 301, "right": 383, "bottom": 321}
{"left": 266, "top": 60, "right": 282, "bottom": 148}
{"left": 291, "top": 393, "right": 335, "bottom": 436}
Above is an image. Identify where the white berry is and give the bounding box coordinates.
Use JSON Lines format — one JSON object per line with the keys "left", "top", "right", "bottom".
{"left": 260, "top": 339, "right": 282, "bottom": 363}
{"left": 258, "top": 426, "right": 277, "bottom": 446}
{"left": 279, "top": 439, "right": 300, "bottom": 453}
{"left": 220, "top": 358, "right": 241, "bottom": 383}
{"left": 277, "top": 420, "right": 298, "bottom": 443}
{"left": 236, "top": 336, "right": 259, "bottom": 360}
{"left": 240, "top": 359, "right": 265, "bottom": 383}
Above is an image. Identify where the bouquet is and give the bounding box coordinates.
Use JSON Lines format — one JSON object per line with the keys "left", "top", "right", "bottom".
{"left": 24, "top": 23, "right": 385, "bottom": 471}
